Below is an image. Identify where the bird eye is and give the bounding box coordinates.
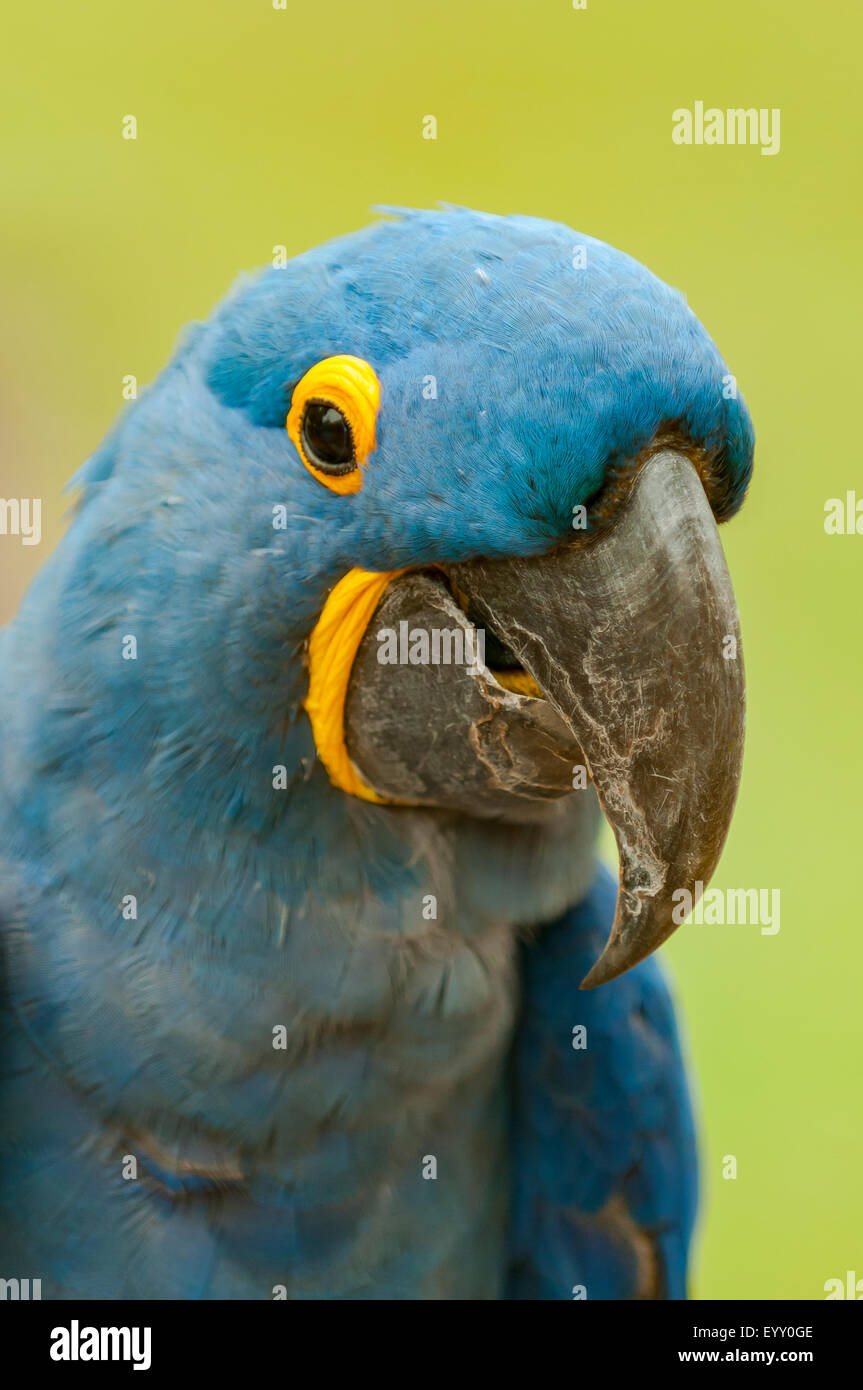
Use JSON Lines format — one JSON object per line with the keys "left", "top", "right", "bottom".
{"left": 287, "top": 355, "right": 380, "bottom": 495}
{"left": 300, "top": 401, "right": 356, "bottom": 475}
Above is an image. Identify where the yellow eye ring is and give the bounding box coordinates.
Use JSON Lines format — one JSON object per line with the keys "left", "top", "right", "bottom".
{"left": 286, "top": 355, "right": 380, "bottom": 495}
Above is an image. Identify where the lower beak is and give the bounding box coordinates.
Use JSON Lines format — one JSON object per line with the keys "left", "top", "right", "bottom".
{"left": 444, "top": 449, "right": 745, "bottom": 987}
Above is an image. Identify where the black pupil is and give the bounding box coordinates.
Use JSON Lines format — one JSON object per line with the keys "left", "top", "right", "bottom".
{"left": 301, "top": 401, "right": 355, "bottom": 473}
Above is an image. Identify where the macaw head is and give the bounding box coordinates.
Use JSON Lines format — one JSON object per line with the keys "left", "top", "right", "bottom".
{"left": 52, "top": 206, "right": 751, "bottom": 987}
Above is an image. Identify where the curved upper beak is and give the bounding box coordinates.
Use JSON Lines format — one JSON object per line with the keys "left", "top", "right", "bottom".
{"left": 444, "top": 450, "right": 746, "bottom": 987}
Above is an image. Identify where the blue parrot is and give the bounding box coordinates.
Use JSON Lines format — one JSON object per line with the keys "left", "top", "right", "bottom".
{"left": 0, "top": 206, "right": 752, "bottom": 1300}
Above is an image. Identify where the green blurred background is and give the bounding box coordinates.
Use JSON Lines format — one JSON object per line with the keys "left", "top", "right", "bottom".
{"left": 2, "top": 0, "right": 860, "bottom": 1298}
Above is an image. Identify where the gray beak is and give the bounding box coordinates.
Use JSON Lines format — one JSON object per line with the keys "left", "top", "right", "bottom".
{"left": 344, "top": 449, "right": 745, "bottom": 987}
{"left": 444, "top": 450, "right": 745, "bottom": 987}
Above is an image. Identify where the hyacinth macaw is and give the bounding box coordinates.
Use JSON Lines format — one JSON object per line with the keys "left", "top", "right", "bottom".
{"left": 0, "top": 207, "right": 752, "bottom": 1300}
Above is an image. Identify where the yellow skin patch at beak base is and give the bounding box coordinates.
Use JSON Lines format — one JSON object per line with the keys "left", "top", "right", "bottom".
{"left": 287, "top": 355, "right": 380, "bottom": 495}
{"left": 492, "top": 668, "right": 543, "bottom": 698}
{"left": 305, "top": 567, "right": 406, "bottom": 803}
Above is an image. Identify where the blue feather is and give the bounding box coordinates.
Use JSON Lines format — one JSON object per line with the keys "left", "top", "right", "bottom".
{"left": 0, "top": 207, "right": 748, "bottom": 1297}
